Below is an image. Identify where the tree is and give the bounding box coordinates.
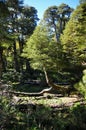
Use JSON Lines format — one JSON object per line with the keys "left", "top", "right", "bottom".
{"left": 0, "top": 0, "right": 39, "bottom": 74}
{"left": 6, "top": 0, "right": 39, "bottom": 72}
{"left": 61, "top": 3, "right": 86, "bottom": 83}
{"left": 0, "top": 0, "right": 39, "bottom": 80}
{"left": 0, "top": 0, "right": 10, "bottom": 78}
{"left": 43, "top": 6, "right": 59, "bottom": 41}
{"left": 23, "top": 20, "right": 70, "bottom": 94}
{"left": 43, "top": 3, "right": 73, "bottom": 41}
{"left": 23, "top": 21, "right": 52, "bottom": 70}
{"left": 58, "top": 3, "right": 73, "bottom": 33}
{"left": 5, "top": 0, "right": 24, "bottom": 72}
{"left": 18, "top": 6, "right": 39, "bottom": 72}
{"left": 75, "top": 69, "right": 86, "bottom": 99}
{"left": 23, "top": 20, "right": 63, "bottom": 70}
{"left": 79, "top": 0, "right": 86, "bottom": 4}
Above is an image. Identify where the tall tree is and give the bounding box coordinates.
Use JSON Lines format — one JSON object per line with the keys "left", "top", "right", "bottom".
{"left": 18, "top": 6, "right": 39, "bottom": 72}
{"left": 43, "top": 3, "right": 73, "bottom": 41}
{"left": 58, "top": 3, "right": 73, "bottom": 33}
{"left": 23, "top": 20, "right": 69, "bottom": 93}
{"left": 0, "top": 0, "right": 9, "bottom": 78}
{"left": 6, "top": 0, "right": 24, "bottom": 72}
{"left": 4, "top": 1, "right": 39, "bottom": 72}
{"left": 79, "top": 0, "right": 86, "bottom": 4}
{"left": 0, "top": 0, "right": 39, "bottom": 77}
{"left": 43, "top": 6, "right": 59, "bottom": 41}
{"left": 61, "top": 2, "right": 86, "bottom": 83}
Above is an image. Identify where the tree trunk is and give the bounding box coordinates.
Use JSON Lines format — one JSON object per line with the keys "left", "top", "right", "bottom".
{"left": 13, "top": 40, "right": 20, "bottom": 72}
{"left": 59, "top": 18, "right": 63, "bottom": 34}
{"left": 18, "top": 37, "right": 24, "bottom": 72}
{"left": 0, "top": 52, "right": 2, "bottom": 79}
{"left": 0, "top": 47, "right": 3, "bottom": 78}
{"left": 8, "top": 87, "right": 53, "bottom": 97}
{"left": 26, "top": 59, "right": 32, "bottom": 73}
{"left": 43, "top": 67, "right": 70, "bottom": 94}
{"left": 52, "top": 17, "right": 58, "bottom": 42}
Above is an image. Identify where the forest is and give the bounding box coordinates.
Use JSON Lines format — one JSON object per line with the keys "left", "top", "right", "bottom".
{"left": 0, "top": 0, "right": 86, "bottom": 130}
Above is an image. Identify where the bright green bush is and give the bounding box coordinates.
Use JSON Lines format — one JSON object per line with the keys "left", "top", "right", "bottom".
{"left": 75, "top": 69, "right": 86, "bottom": 99}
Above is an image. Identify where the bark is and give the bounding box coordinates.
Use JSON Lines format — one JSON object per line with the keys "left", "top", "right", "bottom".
{"left": 8, "top": 87, "right": 53, "bottom": 97}
{"left": 26, "top": 59, "right": 32, "bottom": 74}
{"left": 0, "top": 48, "right": 3, "bottom": 78}
{"left": 43, "top": 67, "right": 70, "bottom": 91}
{"left": 59, "top": 18, "right": 63, "bottom": 34}
{"left": 0, "top": 54, "right": 2, "bottom": 79}
{"left": 18, "top": 37, "right": 24, "bottom": 72}
{"left": 52, "top": 17, "right": 58, "bottom": 42}
{"left": 13, "top": 40, "right": 20, "bottom": 72}
{"left": 1, "top": 66, "right": 71, "bottom": 97}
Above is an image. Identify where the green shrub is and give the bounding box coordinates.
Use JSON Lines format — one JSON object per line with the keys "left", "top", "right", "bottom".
{"left": 2, "top": 69, "right": 22, "bottom": 82}
{"left": 74, "top": 69, "right": 86, "bottom": 99}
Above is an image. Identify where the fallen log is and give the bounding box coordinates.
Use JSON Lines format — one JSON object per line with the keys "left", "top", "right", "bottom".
{"left": 8, "top": 87, "right": 53, "bottom": 97}
{"left": 43, "top": 67, "right": 71, "bottom": 95}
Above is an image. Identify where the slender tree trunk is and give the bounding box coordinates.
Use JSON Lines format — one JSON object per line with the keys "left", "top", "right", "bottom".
{"left": 18, "top": 38, "right": 24, "bottom": 72}
{"left": 43, "top": 67, "right": 70, "bottom": 92}
{"left": 13, "top": 40, "right": 20, "bottom": 72}
{"left": 52, "top": 17, "right": 58, "bottom": 42}
{"left": 2, "top": 54, "right": 7, "bottom": 72}
{"left": 26, "top": 60, "right": 31, "bottom": 72}
{"left": 59, "top": 18, "right": 63, "bottom": 34}
{"left": 0, "top": 47, "right": 3, "bottom": 78}
{"left": 0, "top": 52, "right": 2, "bottom": 79}
{"left": 18, "top": 36, "right": 29, "bottom": 73}
{"left": 43, "top": 67, "right": 60, "bottom": 89}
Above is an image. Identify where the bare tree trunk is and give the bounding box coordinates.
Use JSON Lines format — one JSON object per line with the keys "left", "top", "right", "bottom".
{"left": 7, "top": 67, "right": 70, "bottom": 97}
{"left": 43, "top": 67, "right": 70, "bottom": 92}
{"left": 8, "top": 87, "right": 53, "bottom": 97}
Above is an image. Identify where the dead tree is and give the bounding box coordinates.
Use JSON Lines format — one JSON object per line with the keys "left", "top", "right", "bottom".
{"left": 8, "top": 67, "right": 71, "bottom": 97}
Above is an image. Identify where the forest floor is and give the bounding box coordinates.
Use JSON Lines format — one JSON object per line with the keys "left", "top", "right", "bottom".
{"left": 12, "top": 93, "right": 85, "bottom": 110}
{"left": 0, "top": 81, "right": 85, "bottom": 109}
{"left": 0, "top": 82, "right": 86, "bottom": 130}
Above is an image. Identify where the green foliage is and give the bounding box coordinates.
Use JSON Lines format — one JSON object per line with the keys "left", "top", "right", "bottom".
{"left": 0, "top": 94, "right": 86, "bottom": 130}
{"left": 75, "top": 69, "right": 86, "bottom": 98}
{"left": 79, "top": 0, "right": 86, "bottom": 4}
{"left": 61, "top": 3, "right": 86, "bottom": 66}
{"left": 2, "top": 70, "right": 22, "bottom": 83}
{"left": 0, "top": 96, "right": 16, "bottom": 129}
{"left": 21, "top": 6, "right": 39, "bottom": 35}
{"left": 23, "top": 20, "right": 64, "bottom": 72}
{"left": 0, "top": 0, "right": 39, "bottom": 77}
{"left": 43, "top": 4, "right": 73, "bottom": 41}
{"left": 69, "top": 103, "right": 86, "bottom": 129}
{"left": 23, "top": 21, "right": 51, "bottom": 69}
{"left": 0, "top": 1, "right": 9, "bottom": 18}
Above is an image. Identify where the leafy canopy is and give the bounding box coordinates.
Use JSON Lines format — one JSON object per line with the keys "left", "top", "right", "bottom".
{"left": 23, "top": 20, "right": 62, "bottom": 71}
{"left": 61, "top": 3, "right": 86, "bottom": 66}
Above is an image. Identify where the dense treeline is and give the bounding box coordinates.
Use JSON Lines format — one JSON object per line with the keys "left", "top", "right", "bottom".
{"left": 23, "top": 1, "right": 86, "bottom": 95}
{"left": 0, "top": 0, "right": 86, "bottom": 130}
{"left": 0, "top": 0, "right": 86, "bottom": 95}
{"left": 0, "top": 0, "right": 39, "bottom": 79}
